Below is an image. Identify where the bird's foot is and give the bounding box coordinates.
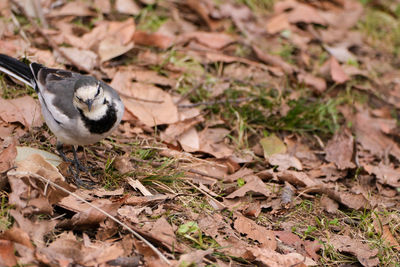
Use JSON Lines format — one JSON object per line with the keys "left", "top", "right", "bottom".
{"left": 57, "top": 142, "right": 93, "bottom": 188}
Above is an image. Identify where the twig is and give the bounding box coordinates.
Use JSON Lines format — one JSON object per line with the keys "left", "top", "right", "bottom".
{"left": 10, "top": 0, "right": 98, "bottom": 78}
{"left": 178, "top": 97, "right": 255, "bottom": 108}
{"left": 8, "top": 170, "right": 171, "bottom": 265}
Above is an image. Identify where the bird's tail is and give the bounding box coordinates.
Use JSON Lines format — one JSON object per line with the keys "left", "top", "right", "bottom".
{"left": 0, "top": 54, "right": 35, "bottom": 88}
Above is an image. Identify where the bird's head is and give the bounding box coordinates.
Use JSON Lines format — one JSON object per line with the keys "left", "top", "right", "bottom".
{"left": 73, "top": 76, "right": 105, "bottom": 113}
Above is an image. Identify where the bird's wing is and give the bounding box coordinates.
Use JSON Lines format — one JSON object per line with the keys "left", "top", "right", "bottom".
{"left": 31, "top": 63, "right": 81, "bottom": 125}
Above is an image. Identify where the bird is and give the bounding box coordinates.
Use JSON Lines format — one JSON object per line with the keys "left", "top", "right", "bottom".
{"left": 0, "top": 54, "right": 124, "bottom": 185}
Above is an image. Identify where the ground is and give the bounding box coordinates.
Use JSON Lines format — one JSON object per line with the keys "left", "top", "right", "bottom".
{"left": 0, "top": 0, "right": 400, "bottom": 266}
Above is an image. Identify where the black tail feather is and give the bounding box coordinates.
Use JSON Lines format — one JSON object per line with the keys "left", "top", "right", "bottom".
{"left": 0, "top": 54, "right": 34, "bottom": 87}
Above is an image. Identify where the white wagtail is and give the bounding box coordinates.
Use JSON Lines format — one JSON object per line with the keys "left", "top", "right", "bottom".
{"left": 0, "top": 54, "right": 124, "bottom": 185}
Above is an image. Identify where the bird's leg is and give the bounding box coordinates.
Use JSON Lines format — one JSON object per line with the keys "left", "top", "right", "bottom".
{"left": 71, "top": 145, "right": 88, "bottom": 172}
{"left": 56, "top": 142, "right": 85, "bottom": 187}
{"left": 56, "top": 141, "right": 70, "bottom": 163}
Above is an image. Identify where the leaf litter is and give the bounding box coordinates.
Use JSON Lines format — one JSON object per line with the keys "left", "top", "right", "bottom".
{"left": 0, "top": 0, "right": 400, "bottom": 266}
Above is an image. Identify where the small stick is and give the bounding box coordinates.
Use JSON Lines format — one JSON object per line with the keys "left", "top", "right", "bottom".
{"left": 8, "top": 170, "right": 171, "bottom": 265}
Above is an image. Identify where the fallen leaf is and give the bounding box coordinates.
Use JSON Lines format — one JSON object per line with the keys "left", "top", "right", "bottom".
{"left": 178, "top": 249, "right": 213, "bottom": 266}
{"left": 111, "top": 71, "right": 179, "bottom": 126}
{"left": 96, "top": 19, "right": 136, "bottom": 62}
{"left": 329, "top": 235, "right": 379, "bottom": 267}
{"left": 16, "top": 146, "right": 62, "bottom": 167}
{"left": 233, "top": 214, "right": 277, "bottom": 250}
{"left": 0, "top": 240, "right": 17, "bottom": 267}
{"left": 266, "top": 13, "right": 290, "bottom": 34}
{"left": 252, "top": 45, "right": 295, "bottom": 74}
{"left": 0, "top": 96, "right": 43, "bottom": 129}
{"left": 260, "top": 134, "right": 287, "bottom": 158}
{"left": 8, "top": 209, "right": 57, "bottom": 249}
{"left": 282, "top": 1, "right": 326, "bottom": 25}
{"left": 66, "top": 199, "right": 121, "bottom": 229}
{"left": 178, "top": 127, "right": 200, "bottom": 152}
{"left": 48, "top": 1, "right": 94, "bottom": 17}
{"left": 115, "top": 0, "right": 140, "bottom": 15}
{"left": 297, "top": 72, "right": 327, "bottom": 93}
{"left": 226, "top": 175, "right": 272, "bottom": 198}
{"left": 277, "top": 170, "right": 320, "bottom": 188}
{"left": 320, "top": 195, "right": 338, "bottom": 214}
{"left": 268, "top": 153, "right": 302, "bottom": 171}
{"left": 364, "top": 163, "right": 400, "bottom": 188}
{"left": 178, "top": 31, "right": 234, "bottom": 50}
{"left": 325, "top": 127, "right": 355, "bottom": 170}
{"left": 0, "top": 142, "right": 16, "bottom": 173}
{"left": 57, "top": 47, "right": 98, "bottom": 71}
{"left": 198, "top": 128, "right": 233, "bottom": 158}
{"left": 353, "top": 111, "right": 400, "bottom": 161}
{"left": 133, "top": 31, "right": 173, "bottom": 49}
{"left": 247, "top": 246, "right": 315, "bottom": 266}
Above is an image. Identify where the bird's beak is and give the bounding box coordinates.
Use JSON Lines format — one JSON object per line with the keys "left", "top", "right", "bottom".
{"left": 85, "top": 99, "right": 93, "bottom": 111}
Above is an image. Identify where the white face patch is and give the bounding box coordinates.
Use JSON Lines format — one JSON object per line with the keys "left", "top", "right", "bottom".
{"left": 75, "top": 85, "right": 100, "bottom": 101}
{"left": 73, "top": 83, "right": 105, "bottom": 112}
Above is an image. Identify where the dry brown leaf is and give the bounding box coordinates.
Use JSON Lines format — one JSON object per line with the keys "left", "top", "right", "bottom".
{"left": 372, "top": 214, "right": 400, "bottom": 251}
{"left": 279, "top": 1, "right": 326, "bottom": 25}
{"left": 140, "top": 217, "right": 184, "bottom": 252}
{"left": 320, "top": 195, "right": 338, "bottom": 214}
{"left": 36, "top": 231, "right": 81, "bottom": 265}
{"left": 297, "top": 72, "right": 327, "bottom": 93}
{"left": 48, "top": 1, "right": 94, "bottom": 17}
{"left": 252, "top": 45, "right": 295, "bottom": 74}
{"left": 115, "top": 0, "right": 140, "bottom": 15}
{"left": 113, "top": 155, "right": 134, "bottom": 174}
{"left": 247, "top": 246, "right": 315, "bottom": 267}
{"left": 66, "top": 199, "right": 122, "bottom": 229}
{"left": 268, "top": 153, "right": 302, "bottom": 171}
{"left": 325, "top": 127, "right": 355, "bottom": 170}
{"left": 266, "top": 13, "right": 290, "bottom": 34}
{"left": 364, "top": 163, "right": 400, "bottom": 188}
{"left": 178, "top": 31, "right": 235, "bottom": 50}
{"left": 354, "top": 111, "right": 400, "bottom": 161}
{"left": 0, "top": 142, "right": 16, "bottom": 173}
{"left": 0, "top": 226, "right": 34, "bottom": 250}
{"left": 178, "top": 127, "right": 200, "bottom": 152}
{"left": 94, "top": 0, "right": 111, "bottom": 13}
{"left": 274, "top": 231, "right": 321, "bottom": 261}
{"left": 186, "top": 0, "right": 219, "bottom": 31}
{"left": 81, "top": 242, "right": 124, "bottom": 266}
{"left": 0, "top": 240, "right": 17, "bottom": 267}
{"left": 329, "top": 235, "right": 379, "bottom": 267}
{"left": 321, "top": 56, "right": 349, "bottom": 84}
{"left": 8, "top": 154, "right": 72, "bottom": 215}
{"left": 57, "top": 47, "right": 98, "bottom": 71}
{"left": 277, "top": 170, "right": 321, "bottom": 188}
{"left": 197, "top": 213, "right": 250, "bottom": 259}
{"left": 178, "top": 249, "right": 213, "bottom": 266}
{"left": 8, "top": 209, "right": 57, "bottom": 249}
{"left": 161, "top": 116, "right": 204, "bottom": 144}
{"left": 233, "top": 214, "right": 277, "bottom": 250}
{"left": 0, "top": 96, "right": 42, "bottom": 129}
{"left": 226, "top": 175, "right": 272, "bottom": 199}
{"left": 198, "top": 128, "right": 233, "bottom": 158}
{"left": 112, "top": 71, "right": 178, "bottom": 126}
{"left": 133, "top": 31, "right": 173, "bottom": 49}
{"left": 91, "top": 19, "right": 136, "bottom": 62}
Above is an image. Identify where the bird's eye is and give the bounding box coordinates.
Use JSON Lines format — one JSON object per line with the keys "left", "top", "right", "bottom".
{"left": 95, "top": 83, "right": 101, "bottom": 97}
{"left": 76, "top": 96, "right": 83, "bottom": 102}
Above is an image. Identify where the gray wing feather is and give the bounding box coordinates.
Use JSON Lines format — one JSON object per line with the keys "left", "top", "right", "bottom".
{"left": 35, "top": 67, "right": 83, "bottom": 122}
